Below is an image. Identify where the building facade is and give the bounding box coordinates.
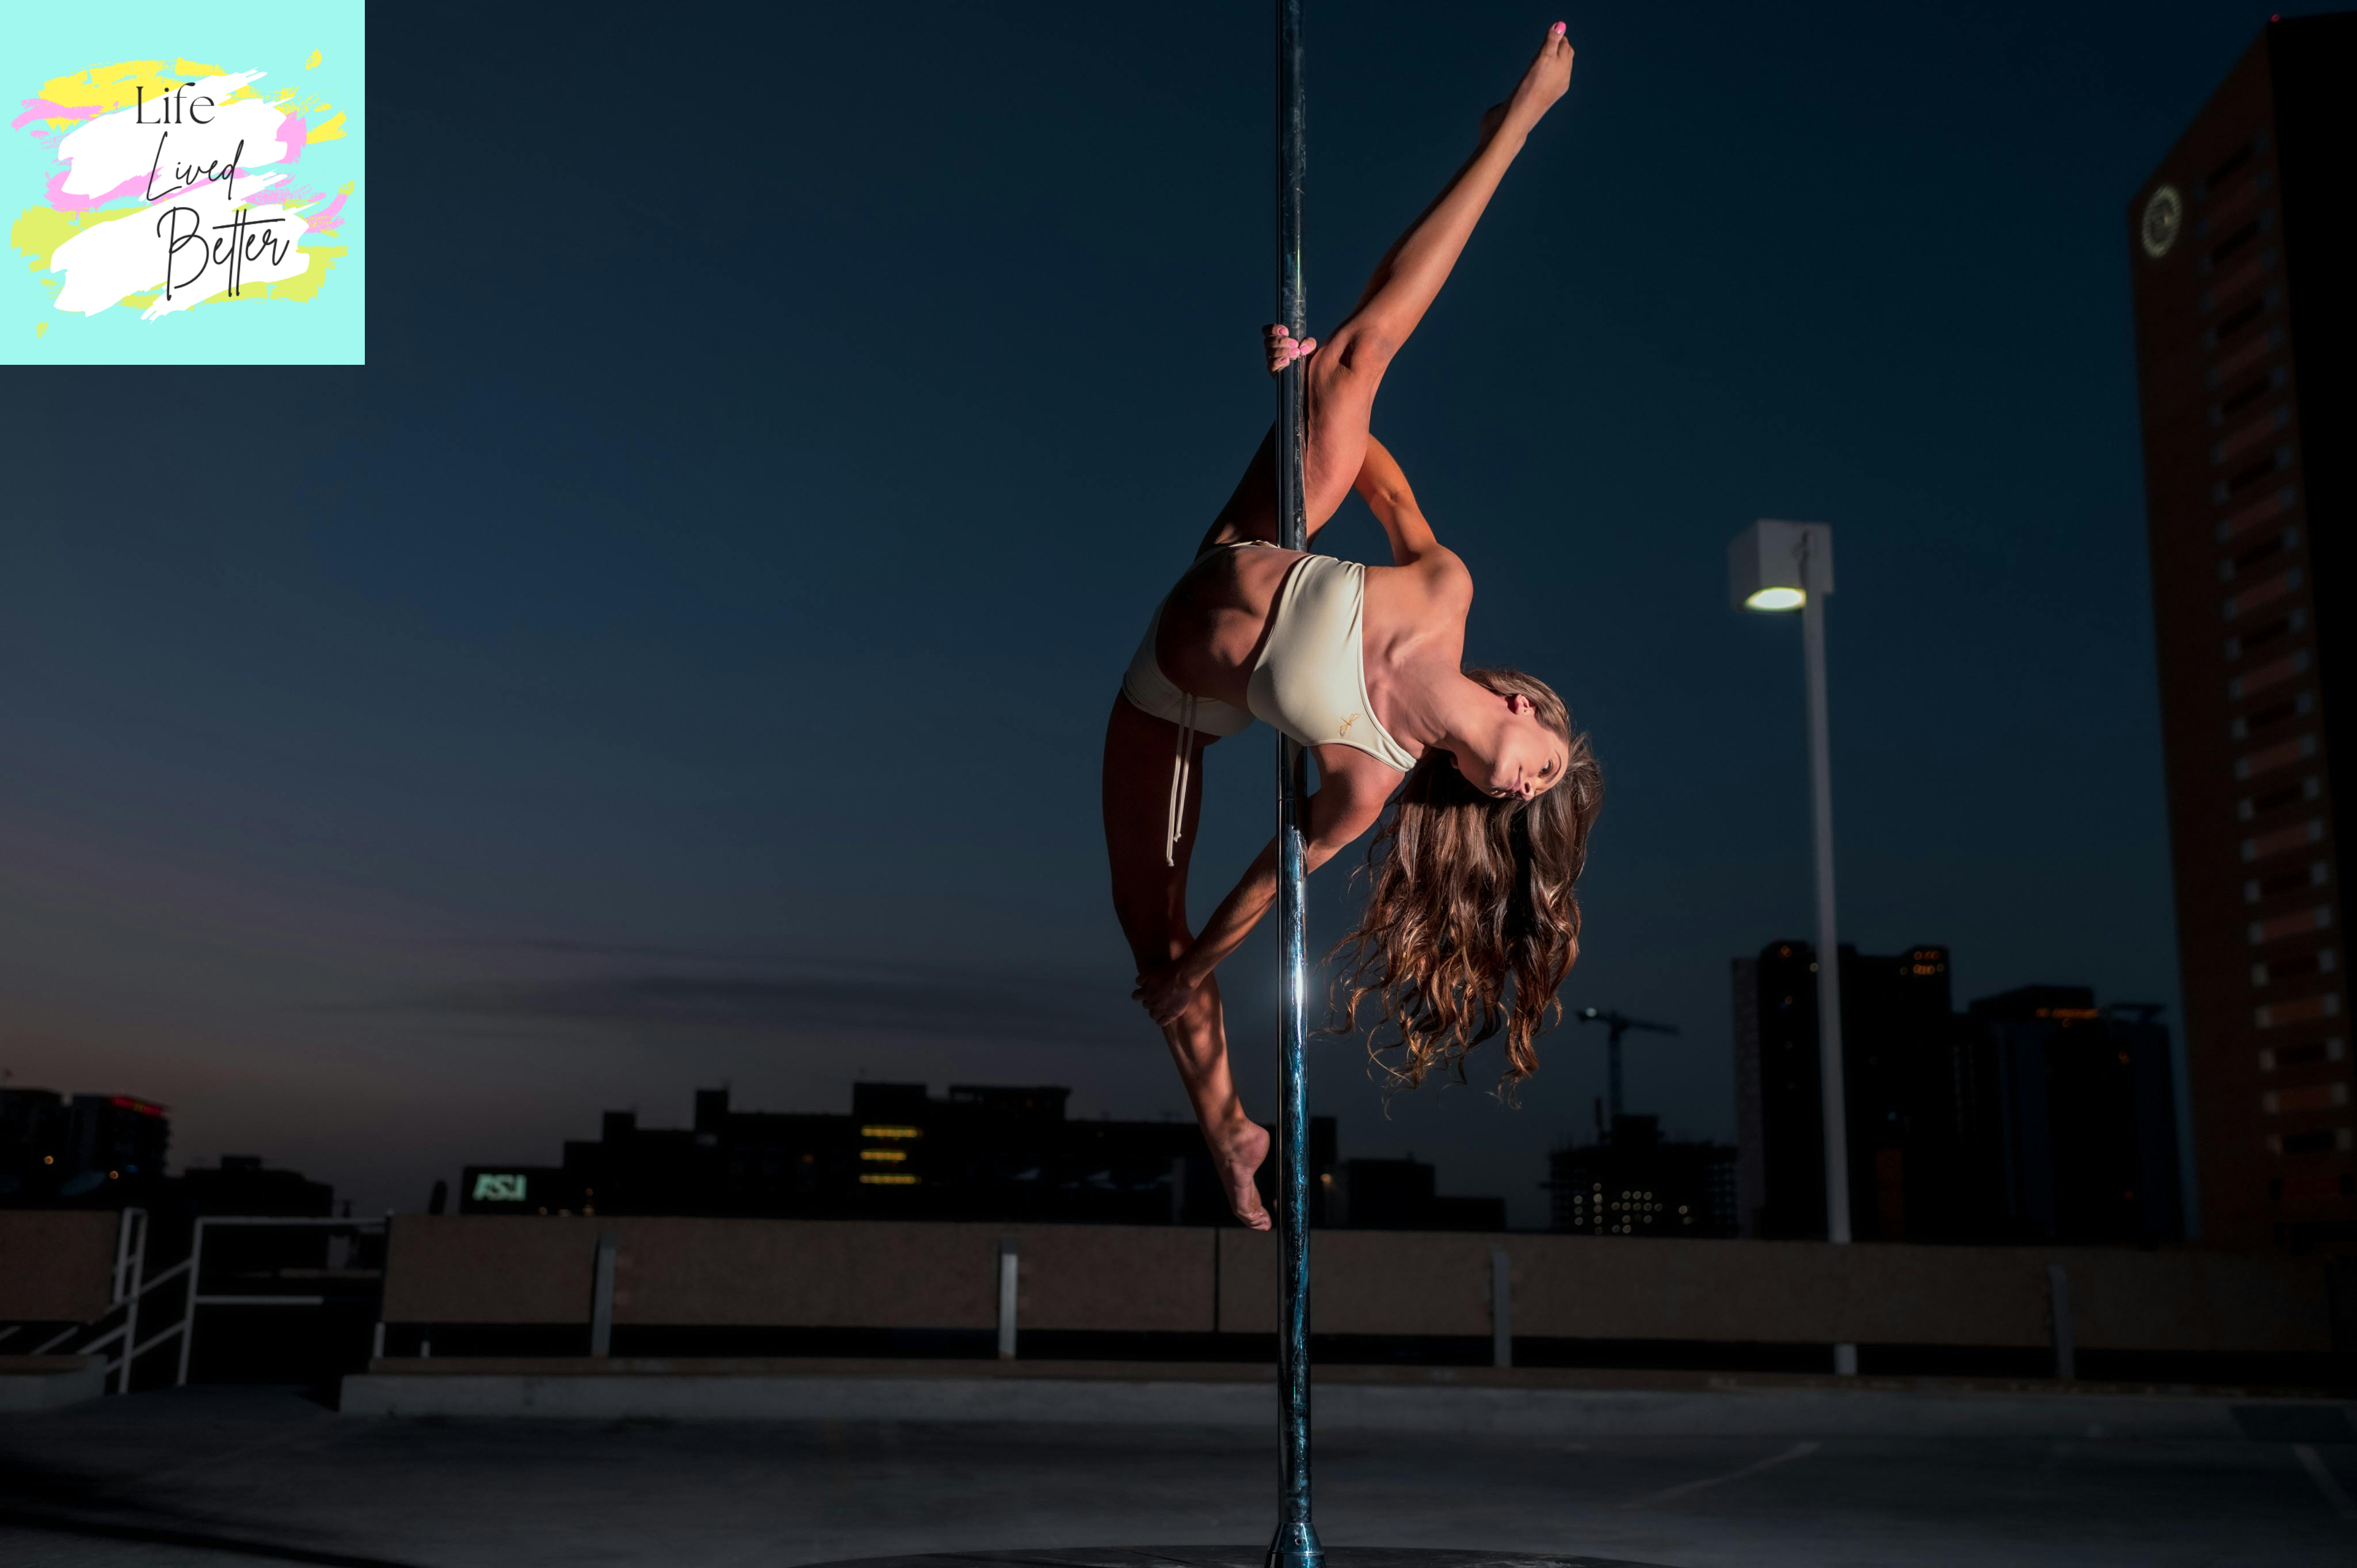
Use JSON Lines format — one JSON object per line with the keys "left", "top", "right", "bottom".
{"left": 2128, "top": 16, "right": 2357, "bottom": 1248}
{"left": 1326, "top": 1157, "right": 1506, "bottom": 1232}
{"left": 463, "top": 1082, "right": 1345, "bottom": 1227}
{"left": 1958, "top": 989, "right": 2184, "bottom": 1245}
{"left": 1546, "top": 1115, "right": 1738, "bottom": 1237}
{"left": 1731, "top": 941, "right": 1957, "bottom": 1239}
{"left": 0, "top": 1088, "right": 170, "bottom": 1205}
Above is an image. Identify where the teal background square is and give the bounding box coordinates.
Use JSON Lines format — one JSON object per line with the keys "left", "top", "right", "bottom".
{"left": 0, "top": 0, "right": 364, "bottom": 365}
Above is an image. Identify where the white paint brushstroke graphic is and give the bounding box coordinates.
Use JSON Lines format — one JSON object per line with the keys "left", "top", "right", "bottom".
{"left": 49, "top": 70, "right": 282, "bottom": 201}
{"left": 42, "top": 68, "right": 319, "bottom": 319}
{"left": 51, "top": 170, "right": 317, "bottom": 319}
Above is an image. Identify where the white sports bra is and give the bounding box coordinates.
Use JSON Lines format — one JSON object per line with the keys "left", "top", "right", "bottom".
{"left": 1131, "top": 541, "right": 1420, "bottom": 865}
{"left": 1246, "top": 551, "right": 1420, "bottom": 773}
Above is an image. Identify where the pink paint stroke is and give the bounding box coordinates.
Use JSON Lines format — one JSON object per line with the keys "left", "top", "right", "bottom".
{"left": 11, "top": 98, "right": 105, "bottom": 132}
{"left": 42, "top": 109, "right": 309, "bottom": 212}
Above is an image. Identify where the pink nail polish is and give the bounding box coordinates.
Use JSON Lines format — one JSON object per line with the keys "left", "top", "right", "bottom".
{"left": 1551, "top": 21, "right": 1566, "bottom": 33}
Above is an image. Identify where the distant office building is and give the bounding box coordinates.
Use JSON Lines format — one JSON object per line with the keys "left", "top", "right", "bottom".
{"left": 182, "top": 1155, "right": 334, "bottom": 1218}
{"left": 1733, "top": 945, "right": 2187, "bottom": 1245}
{"left": 1959, "top": 989, "right": 2186, "bottom": 1246}
{"left": 2127, "top": 14, "right": 2355, "bottom": 1247}
{"left": 1326, "top": 1157, "right": 1506, "bottom": 1232}
{"left": 463, "top": 1082, "right": 1343, "bottom": 1227}
{"left": 1731, "top": 942, "right": 1956, "bottom": 1240}
{"left": 1546, "top": 1115, "right": 1737, "bottom": 1237}
{"left": 0, "top": 1088, "right": 169, "bottom": 1205}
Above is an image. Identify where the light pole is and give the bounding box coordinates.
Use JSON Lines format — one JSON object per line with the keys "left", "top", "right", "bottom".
{"left": 1730, "top": 519, "right": 1856, "bottom": 1377}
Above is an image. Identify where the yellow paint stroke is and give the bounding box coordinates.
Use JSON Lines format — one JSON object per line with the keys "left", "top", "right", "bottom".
{"left": 9, "top": 204, "right": 141, "bottom": 271}
{"left": 305, "top": 49, "right": 322, "bottom": 70}
{"left": 116, "top": 245, "right": 349, "bottom": 311}
{"left": 306, "top": 111, "right": 349, "bottom": 144}
{"left": 30, "top": 61, "right": 186, "bottom": 129}
{"left": 35, "top": 322, "right": 47, "bottom": 339}
{"left": 30, "top": 58, "right": 318, "bottom": 129}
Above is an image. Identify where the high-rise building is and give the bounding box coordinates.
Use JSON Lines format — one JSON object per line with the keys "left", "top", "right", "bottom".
{"left": 1545, "top": 1115, "right": 1737, "bottom": 1238}
{"left": 1731, "top": 941, "right": 1956, "bottom": 1239}
{"left": 2127, "top": 15, "right": 2357, "bottom": 1249}
{"left": 1734, "top": 944, "right": 2184, "bottom": 1245}
{"left": 1958, "top": 989, "right": 2185, "bottom": 1245}
{"left": 0, "top": 1088, "right": 170, "bottom": 1205}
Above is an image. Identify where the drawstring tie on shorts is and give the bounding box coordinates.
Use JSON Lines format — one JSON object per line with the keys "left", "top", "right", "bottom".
{"left": 1165, "top": 693, "right": 1197, "bottom": 867}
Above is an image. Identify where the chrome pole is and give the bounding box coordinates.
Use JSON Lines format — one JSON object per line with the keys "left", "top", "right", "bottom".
{"left": 1269, "top": 0, "right": 1321, "bottom": 1563}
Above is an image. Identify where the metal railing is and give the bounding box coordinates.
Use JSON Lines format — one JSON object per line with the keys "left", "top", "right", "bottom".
{"left": 18, "top": 1211, "right": 388, "bottom": 1391}
{"left": 164, "top": 1215, "right": 388, "bottom": 1387}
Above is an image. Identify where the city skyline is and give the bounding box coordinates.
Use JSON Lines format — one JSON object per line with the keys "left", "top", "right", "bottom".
{"left": 0, "top": 1, "right": 2295, "bottom": 1230}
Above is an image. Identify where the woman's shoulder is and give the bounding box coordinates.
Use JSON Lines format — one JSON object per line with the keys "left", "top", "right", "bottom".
{"left": 1366, "top": 545, "right": 1472, "bottom": 604}
{"left": 1361, "top": 550, "right": 1471, "bottom": 647}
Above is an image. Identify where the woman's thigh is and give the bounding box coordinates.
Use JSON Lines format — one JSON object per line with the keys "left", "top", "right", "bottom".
{"left": 1101, "top": 695, "right": 1211, "bottom": 966}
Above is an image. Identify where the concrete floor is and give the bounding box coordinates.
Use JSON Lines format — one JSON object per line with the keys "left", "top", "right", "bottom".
{"left": 1, "top": 1387, "right": 2352, "bottom": 1567}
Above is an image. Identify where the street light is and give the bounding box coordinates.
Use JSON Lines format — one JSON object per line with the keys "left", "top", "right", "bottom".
{"left": 1730, "top": 519, "right": 1856, "bottom": 1378}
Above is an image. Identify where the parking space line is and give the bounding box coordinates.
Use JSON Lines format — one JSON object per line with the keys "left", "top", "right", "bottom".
{"left": 1622, "top": 1440, "right": 1822, "bottom": 1510}
{"left": 2295, "top": 1444, "right": 2357, "bottom": 1520}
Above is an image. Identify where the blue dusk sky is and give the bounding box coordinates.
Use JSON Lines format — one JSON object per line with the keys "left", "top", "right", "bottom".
{"left": 1, "top": 2, "right": 2302, "bottom": 1223}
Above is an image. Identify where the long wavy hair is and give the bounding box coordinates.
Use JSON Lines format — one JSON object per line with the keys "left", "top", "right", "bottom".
{"left": 1329, "top": 667, "right": 1601, "bottom": 1096}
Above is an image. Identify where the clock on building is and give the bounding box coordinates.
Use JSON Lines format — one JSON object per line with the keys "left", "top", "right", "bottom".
{"left": 2141, "top": 184, "right": 2184, "bottom": 259}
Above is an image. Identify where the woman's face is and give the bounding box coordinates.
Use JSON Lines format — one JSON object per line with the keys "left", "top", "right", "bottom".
{"left": 1453, "top": 692, "right": 1566, "bottom": 802}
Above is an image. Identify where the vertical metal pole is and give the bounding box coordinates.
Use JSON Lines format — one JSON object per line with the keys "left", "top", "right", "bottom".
{"left": 117, "top": 1210, "right": 147, "bottom": 1394}
{"left": 997, "top": 1239, "right": 1020, "bottom": 1360}
{"left": 174, "top": 1219, "right": 206, "bottom": 1387}
{"left": 2046, "top": 1263, "right": 2076, "bottom": 1382}
{"left": 1799, "top": 529, "right": 1856, "bottom": 1376}
{"left": 589, "top": 1234, "right": 617, "bottom": 1357}
{"left": 1489, "top": 1246, "right": 1513, "bottom": 1369}
{"left": 1269, "top": 2, "right": 1321, "bottom": 1566}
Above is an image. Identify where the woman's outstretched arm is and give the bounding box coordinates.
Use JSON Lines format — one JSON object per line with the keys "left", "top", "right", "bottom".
{"left": 1131, "top": 756, "right": 1398, "bottom": 1024}
{"left": 1353, "top": 435, "right": 1445, "bottom": 567}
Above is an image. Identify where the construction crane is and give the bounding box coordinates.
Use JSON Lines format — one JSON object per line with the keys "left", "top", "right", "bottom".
{"left": 1572, "top": 1006, "right": 1680, "bottom": 1124}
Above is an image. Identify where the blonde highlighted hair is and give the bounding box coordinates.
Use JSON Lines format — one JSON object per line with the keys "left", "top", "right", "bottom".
{"left": 1329, "top": 667, "right": 1601, "bottom": 1094}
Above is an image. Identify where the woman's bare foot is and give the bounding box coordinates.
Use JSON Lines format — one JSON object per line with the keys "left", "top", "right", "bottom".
{"left": 1215, "top": 1118, "right": 1273, "bottom": 1230}
{"left": 1491, "top": 22, "right": 1574, "bottom": 142}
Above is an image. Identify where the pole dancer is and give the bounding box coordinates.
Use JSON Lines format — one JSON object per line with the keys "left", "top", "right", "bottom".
{"left": 1100, "top": 17, "right": 1595, "bottom": 1227}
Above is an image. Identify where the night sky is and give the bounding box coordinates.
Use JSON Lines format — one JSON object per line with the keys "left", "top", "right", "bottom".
{"left": 2, "top": 2, "right": 2303, "bottom": 1224}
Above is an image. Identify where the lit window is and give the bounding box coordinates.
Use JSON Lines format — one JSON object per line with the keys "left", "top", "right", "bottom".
{"left": 860, "top": 1149, "right": 908, "bottom": 1163}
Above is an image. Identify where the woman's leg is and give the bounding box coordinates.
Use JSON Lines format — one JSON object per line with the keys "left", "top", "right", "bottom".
{"left": 1101, "top": 696, "right": 1272, "bottom": 1229}
{"left": 1200, "top": 24, "right": 1574, "bottom": 553}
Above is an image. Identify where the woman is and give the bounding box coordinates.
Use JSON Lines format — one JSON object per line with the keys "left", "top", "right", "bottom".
{"left": 1102, "top": 22, "right": 1601, "bottom": 1229}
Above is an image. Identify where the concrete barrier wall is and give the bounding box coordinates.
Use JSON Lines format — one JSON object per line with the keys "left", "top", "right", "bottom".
{"left": 0, "top": 1211, "right": 120, "bottom": 1323}
{"left": 377, "top": 1214, "right": 2331, "bottom": 1353}
{"left": 384, "top": 1217, "right": 1218, "bottom": 1333}
{"left": 1510, "top": 1238, "right": 2056, "bottom": 1347}
{"left": 2064, "top": 1245, "right": 2327, "bottom": 1352}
